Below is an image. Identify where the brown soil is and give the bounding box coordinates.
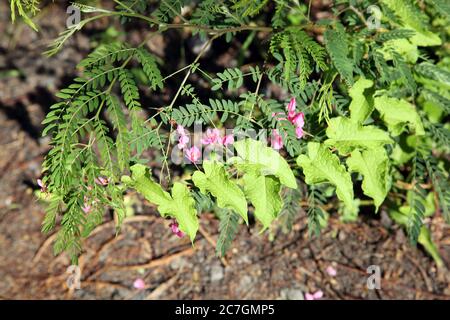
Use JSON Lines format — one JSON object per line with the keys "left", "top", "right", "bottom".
{"left": 1, "top": 2, "right": 449, "bottom": 300}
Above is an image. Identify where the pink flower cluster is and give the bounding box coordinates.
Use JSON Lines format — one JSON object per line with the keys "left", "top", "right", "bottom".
{"left": 176, "top": 125, "right": 234, "bottom": 163}
{"left": 176, "top": 125, "right": 200, "bottom": 163}
{"left": 271, "top": 98, "right": 305, "bottom": 150}
{"left": 201, "top": 128, "right": 234, "bottom": 147}
{"left": 169, "top": 221, "right": 184, "bottom": 238}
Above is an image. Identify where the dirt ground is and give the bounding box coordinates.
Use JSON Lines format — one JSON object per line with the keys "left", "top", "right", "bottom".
{"left": 1, "top": 2, "right": 450, "bottom": 300}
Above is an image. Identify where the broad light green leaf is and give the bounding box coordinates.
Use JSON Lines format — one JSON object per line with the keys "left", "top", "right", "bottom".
{"left": 192, "top": 160, "right": 248, "bottom": 223}
{"left": 121, "top": 164, "right": 172, "bottom": 206}
{"left": 349, "top": 78, "right": 374, "bottom": 123}
{"left": 379, "top": 39, "right": 419, "bottom": 64}
{"left": 159, "top": 182, "right": 199, "bottom": 242}
{"left": 122, "top": 164, "right": 198, "bottom": 241}
{"left": 374, "top": 95, "right": 425, "bottom": 136}
{"left": 232, "top": 139, "right": 297, "bottom": 189}
{"left": 297, "top": 142, "right": 354, "bottom": 210}
{"left": 325, "top": 117, "right": 393, "bottom": 154}
{"left": 243, "top": 173, "right": 282, "bottom": 230}
{"left": 381, "top": 0, "right": 442, "bottom": 47}
{"left": 347, "top": 148, "right": 390, "bottom": 211}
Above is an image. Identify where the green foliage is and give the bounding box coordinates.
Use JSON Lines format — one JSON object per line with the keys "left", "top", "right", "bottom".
{"left": 406, "top": 154, "right": 427, "bottom": 245}
{"left": 373, "top": 95, "right": 425, "bottom": 136}
{"left": 270, "top": 28, "right": 327, "bottom": 88}
{"left": 9, "top": 0, "right": 39, "bottom": 31}
{"left": 243, "top": 173, "right": 282, "bottom": 230}
{"left": 192, "top": 160, "right": 248, "bottom": 223}
{"left": 324, "top": 27, "right": 354, "bottom": 86}
{"left": 232, "top": 139, "right": 297, "bottom": 189}
{"left": 31, "top": 0, "right": 449, "bottom": 263}
{"left": 216, "top": 209, "right": 240, "bottom": 257}
{"left": 325, "top": 116, "right": 393, "bottom": 154}
{"left": 122, "top": 164, "right": 199, "bottom": 241}
{"left": 297, "top": 142, "right": 354, "bottom": 211}
{"left": 347, "top": 148, "right": 390, "bottom": 211}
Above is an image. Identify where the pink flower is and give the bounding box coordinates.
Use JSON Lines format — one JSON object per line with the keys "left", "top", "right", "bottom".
{"left": 287, "top": 97, "right": 297, "bottom": 119}
{"left": 291, "top": 112, "right": 304, "bottom": 128}
{"left": 94, "top": 176, "right": 109, "bottom": 186}
{"left": 201, "top": 128, "right": 221, "bottom": 145}
{"left": 272, "top": 97, "right": 306, "bottom": 140}
{"left": 133, "top": 278, "right": 146, "bottom": 290}
{"left": 326, "top": 266, "right": 337, "bottom": 277}
{"left": 176, "top": 125, "right": 190, "bottom": 150}
{"left": 185, "top": 146, "right": 201, "bottom": 163}
{"left": 305, "top": 290, "right": 323, "bottom": 300}
{"left": 271, "top": 129, "right": 284, "bottom": 150}
{"left": 178, "top": 134, "right": 189, "bottom": 150}
{"left": 169, "top": 221, "right": 184, "bottom": 238}
{"left": 295, "top": 126, "right": 304, "bottom": 139}
{"left": 176, "top": 125, "right": 186, "bottom": 136}
{"left": 37, "top": 179, "right": 47, "bottom": 193}
{"left": 221, "top": 134, "right": 234, "bottom": 146}
{"left": 81, "top": 204, "right": 91, "bottom": 214}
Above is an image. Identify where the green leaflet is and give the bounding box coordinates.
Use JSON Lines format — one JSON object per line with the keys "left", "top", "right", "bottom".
{"left": 232, "top": 139, "right": 297, "bottom": 189}
{"left": 348, "top": 78, "right": 374, "bottom": 124}
{"left": 192, "top": 160, "right": 248, "bottom": 223}
{"left": 374, "top": 95, "right": 425, "bottom": 136}
{"left": 381, "top": 0, "right": 442, "bottom": 47}
{"left": 243, "top": 173, "right": 282, "bottom": 230}
{"left": 347, "top": 148, "right": 390, "bottom": 211}
{"left": 324, "top": 28, "right": 354, "bottom": 86}
{"left": 297, "top": 142, "right": 354, "bottom": 210}
{"left": 325, "top": 117, "right": 393, "bottom": 154}
{"left": 121, "top": 164, "right": 198, "bottom": 241}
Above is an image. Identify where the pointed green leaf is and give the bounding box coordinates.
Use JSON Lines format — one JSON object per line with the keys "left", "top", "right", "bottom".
{"left": 122, "top": 165, "right": 199, "bottom": 241}
{"left": 121, "top": 164, "right": 172, "bottom": 206}
{"left": 297, "top": 142, "right": 354, "bottom": 210}
{"left": 347, "top": 148, "right": 390, "bottom": 211}
{"left": 159, "top": 182, "right": 199, "bottom": 242}
{"left": 192, "top": 161, "right": 248, "bottom": 223}
{"left": 325, "top": 117, "right": 393, "bottom": 154}
{"left": 374, "top": 95, "right": 425, "bottom": 136}
{"left": 243, "top": 173, "right": 282, "bottom": 229}
{"left": 349, "top": 78, "right": 374, "bottom": 123}
{"left": 232, "top": 139, "right": 297, "bottom": 189}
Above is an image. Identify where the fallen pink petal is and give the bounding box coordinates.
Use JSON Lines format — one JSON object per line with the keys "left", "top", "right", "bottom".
{"left": 305, "top": 293, "right": 314, "bottom": 300}
{"left": 133, "top": 278, "right": 146, "bottom": 290}
{"left": 326, "top": 266, "right": 337, "bottom": 277}
{"left": 313, "top": 290, "right": 324, "bottom": 299}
